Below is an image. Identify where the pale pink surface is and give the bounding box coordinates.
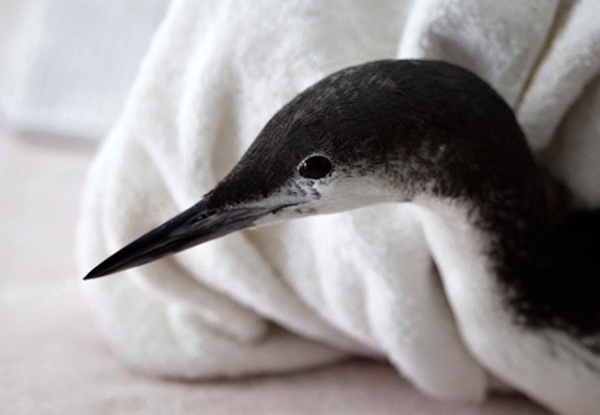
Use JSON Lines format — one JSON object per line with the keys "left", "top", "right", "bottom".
{"left": 0, "top": 126, "right": 551, "bottom": 414}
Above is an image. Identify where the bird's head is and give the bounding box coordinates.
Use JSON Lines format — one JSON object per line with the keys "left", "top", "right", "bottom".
{"left": 85, "top": 60, "right": 531, "bottom": 279}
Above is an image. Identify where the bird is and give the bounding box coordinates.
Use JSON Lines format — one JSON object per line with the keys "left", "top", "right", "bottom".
{"left": 84, "top": 60, "right": 600, "bottom": 415}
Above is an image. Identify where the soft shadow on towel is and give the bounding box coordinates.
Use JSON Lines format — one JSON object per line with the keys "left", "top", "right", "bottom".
{"left": 77, "top": 0, "right": 600, "bottom": 404}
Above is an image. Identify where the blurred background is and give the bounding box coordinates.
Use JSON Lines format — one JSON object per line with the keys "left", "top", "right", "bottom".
{"left": 0, "top": 1, "right": 167, "bottom": 412}
{"left": 0, "top": 0, "right": 168, "bottom": 140}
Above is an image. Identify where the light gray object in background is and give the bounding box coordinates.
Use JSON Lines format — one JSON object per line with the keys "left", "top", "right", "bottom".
{"left": 0, "top": 0, "right": 169, "bottom": 140}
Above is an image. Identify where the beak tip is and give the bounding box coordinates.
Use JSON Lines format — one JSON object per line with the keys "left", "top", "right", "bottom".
{"left": 83, "top": 261, "right": 120, "bottom": 281}
{"left": 83, "top": 268, "right": 107, "bottom": 281}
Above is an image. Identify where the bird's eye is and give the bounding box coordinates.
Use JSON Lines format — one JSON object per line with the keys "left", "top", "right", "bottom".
{"left": 298, "top": 155, "right": 333, "bottom": 179}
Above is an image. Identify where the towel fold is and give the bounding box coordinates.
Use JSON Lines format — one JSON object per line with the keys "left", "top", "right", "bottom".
{"left": 77, "top": 0, "right": 600, "bottom": 403}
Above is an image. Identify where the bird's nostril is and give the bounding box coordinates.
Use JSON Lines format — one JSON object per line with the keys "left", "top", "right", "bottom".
{"left": 191, "top": 210, "right": 217, "bottom": 223}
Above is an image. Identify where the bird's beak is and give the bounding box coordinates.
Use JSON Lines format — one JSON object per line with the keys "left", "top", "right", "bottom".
{"left": 84, "top": 197, "right": 276, "bottom": 280}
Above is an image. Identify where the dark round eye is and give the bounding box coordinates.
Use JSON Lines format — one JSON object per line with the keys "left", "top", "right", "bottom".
{"left": 298, "top": 155, "right": 333, "bottom": 179}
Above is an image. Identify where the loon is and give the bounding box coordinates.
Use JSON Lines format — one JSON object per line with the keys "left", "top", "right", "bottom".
{"left": 85, "top": 60, "right": 600, "bottom": 415}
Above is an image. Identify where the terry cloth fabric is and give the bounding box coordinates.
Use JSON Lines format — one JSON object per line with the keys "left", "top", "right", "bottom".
{"left": 77, "top": 0, "right": 600, "bottom": 408}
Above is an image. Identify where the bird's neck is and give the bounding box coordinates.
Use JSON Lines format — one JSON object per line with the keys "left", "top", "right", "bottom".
{"left": 412, "top": 194, "right": 600, "bottom": 415}
{"left": 412, "top": 195, "right": 522, "bottom": 333}
{"left": 412, "top": 167, "right": 552, "bottom": 323}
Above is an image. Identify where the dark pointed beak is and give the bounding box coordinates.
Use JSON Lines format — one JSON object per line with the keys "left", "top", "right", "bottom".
{"left": 84, "top": 198, "right": 274, "bottom": 280}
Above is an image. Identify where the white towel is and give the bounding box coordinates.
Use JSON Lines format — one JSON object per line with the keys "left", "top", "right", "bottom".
{"left": 77, "top": 0, "right": 600, "bottom": 405}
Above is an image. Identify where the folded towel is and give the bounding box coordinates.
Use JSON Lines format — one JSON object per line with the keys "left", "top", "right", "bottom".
{"left": 77, "top": 0, "right": 600, "bottom": 405}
